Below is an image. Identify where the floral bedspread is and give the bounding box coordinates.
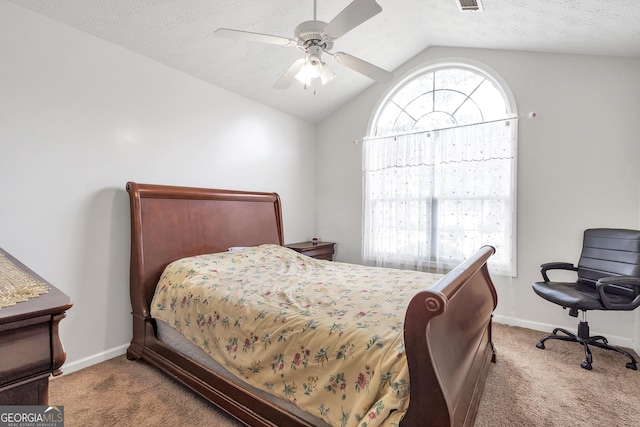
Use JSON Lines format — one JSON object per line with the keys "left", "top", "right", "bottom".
{"left": 151, "top": 244, "right": 442, "bottom": 427}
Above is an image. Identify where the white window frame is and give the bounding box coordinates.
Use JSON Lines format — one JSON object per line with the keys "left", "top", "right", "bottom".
{"left": 365, "top": 58, "right": 519, "bottom": 276}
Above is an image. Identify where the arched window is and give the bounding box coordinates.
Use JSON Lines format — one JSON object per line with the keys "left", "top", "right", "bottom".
{"left": 363, "top": 61, "right": 517, "bottom": 275}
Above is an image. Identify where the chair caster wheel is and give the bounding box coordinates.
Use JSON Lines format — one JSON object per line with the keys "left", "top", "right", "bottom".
{"left": 535, "top": 342, "right": 545, "bottom": 349}
{"left": 580, "top": 361, "right": 592, "bottom": 370}
{"left": 626, "top": 362, "right": 637, "bottom": 370}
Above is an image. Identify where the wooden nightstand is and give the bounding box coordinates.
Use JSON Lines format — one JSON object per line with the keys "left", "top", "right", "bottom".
{"left": 0, "top": 248, "right": 72, "bottom": 405}
{"left": 286, "top": 241, "right": 336, "bottom": 261}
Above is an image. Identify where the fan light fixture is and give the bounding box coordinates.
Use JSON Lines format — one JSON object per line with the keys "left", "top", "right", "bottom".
{"left": 294, "top": 46, "right": 335, "bottom": 88}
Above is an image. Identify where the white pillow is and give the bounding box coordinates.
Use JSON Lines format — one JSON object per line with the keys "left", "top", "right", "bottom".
{"left": 227, "top": 246, "right": 249, "bottom": 251}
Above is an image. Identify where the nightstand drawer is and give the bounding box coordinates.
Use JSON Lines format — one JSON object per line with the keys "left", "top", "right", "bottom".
{"left": 286, "top": 241, "right": 336, "bottom": 261}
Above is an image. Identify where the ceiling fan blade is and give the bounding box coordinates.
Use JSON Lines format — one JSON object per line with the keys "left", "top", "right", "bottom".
{"left": 274, "top": 58, "right": 306, "bottom": 90}
{"left": 214, "top": 28, "right": 295, "bottom": 46}
{"left": 323, "top": 0, "right": 382, "bottom": 39}
{"left": 331, "top": 52, "right": 393, "bottom": 82}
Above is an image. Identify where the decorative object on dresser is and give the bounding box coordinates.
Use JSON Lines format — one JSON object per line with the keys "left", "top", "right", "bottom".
{"left": 285, "top": 241, "right": 336, "bottom": 260}
{"left": 125, "top": 181, "right": 498, "bottom": 427}
{"left": 0, "top": 248, "right": 72, "bottom": 405}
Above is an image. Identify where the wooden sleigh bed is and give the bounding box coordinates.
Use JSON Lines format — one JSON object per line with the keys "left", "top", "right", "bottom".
{"left": 125, "top": 181, "right": 498, "bottom": 427}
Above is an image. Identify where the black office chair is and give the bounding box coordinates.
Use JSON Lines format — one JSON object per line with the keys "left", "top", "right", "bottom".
{"left": 532, "top": 228, "right": 640, "bottom": 370}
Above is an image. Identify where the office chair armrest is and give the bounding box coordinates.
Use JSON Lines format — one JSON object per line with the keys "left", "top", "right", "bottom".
{"left": 596, "top": 276, "right": 640, "bottom": 310}
{"left": 540, "top": 262, "right": 576, "bottom": 282}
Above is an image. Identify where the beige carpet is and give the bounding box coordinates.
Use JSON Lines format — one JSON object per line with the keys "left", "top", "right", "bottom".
{"left": 50, "top": 323, "right": 640, "bottom": 426}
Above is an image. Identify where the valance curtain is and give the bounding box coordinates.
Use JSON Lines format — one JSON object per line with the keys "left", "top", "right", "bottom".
{"left": 362, "top": 120, "right": 516, "bottom": 275}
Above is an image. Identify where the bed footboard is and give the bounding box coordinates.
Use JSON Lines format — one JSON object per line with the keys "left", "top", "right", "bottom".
{"left": 401, "top": 245, "right": 497, "bottom": 427}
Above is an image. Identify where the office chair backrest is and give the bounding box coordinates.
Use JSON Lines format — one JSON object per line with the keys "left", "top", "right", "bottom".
{"left": 577, "top": 228, "right": 640, "bottom": 297}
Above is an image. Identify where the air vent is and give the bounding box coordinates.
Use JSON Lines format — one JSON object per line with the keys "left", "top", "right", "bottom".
{"left": 456, "top": 0, "right": 484, "bottom": 12}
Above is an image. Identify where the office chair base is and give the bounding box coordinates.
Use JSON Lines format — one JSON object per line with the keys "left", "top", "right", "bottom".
{"left": 536, "top": 322, "right": 638, "bottom": 371}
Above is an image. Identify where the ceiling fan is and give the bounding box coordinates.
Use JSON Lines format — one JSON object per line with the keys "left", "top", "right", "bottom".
{"left": 214, "top": 0, "right": 393, "bottom": 90}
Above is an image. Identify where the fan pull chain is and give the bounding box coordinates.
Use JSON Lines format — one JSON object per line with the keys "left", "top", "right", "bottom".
{"left": 302, "top": 83, "right": 318, "bottom": 95}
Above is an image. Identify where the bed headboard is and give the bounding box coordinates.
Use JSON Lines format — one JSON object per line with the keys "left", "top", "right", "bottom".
{"left": 126, "top": 182, "right": 284, "bottom": 319}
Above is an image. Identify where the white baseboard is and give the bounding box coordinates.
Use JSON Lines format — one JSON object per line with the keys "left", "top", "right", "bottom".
{"left": 493, "top": 314, "right": 640, "bottom": 355}
{"left": 58, "top": 344, "right": 128, "bottom": 375}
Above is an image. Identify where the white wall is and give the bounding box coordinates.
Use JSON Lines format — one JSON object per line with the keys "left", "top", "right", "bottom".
{"left": 316, "top": 47, "right": 640, "bottom": 351}
{"left": 0, "top": 1, "right": 316, "bottom": 372}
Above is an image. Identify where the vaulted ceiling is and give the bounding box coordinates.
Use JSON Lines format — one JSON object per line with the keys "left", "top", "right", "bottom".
{"left": 8, "top": 0, "right": 640, "bottom": 123}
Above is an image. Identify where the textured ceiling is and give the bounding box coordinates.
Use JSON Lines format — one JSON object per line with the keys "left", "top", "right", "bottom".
{"left": 8, "top": 0, "right": 640, "bottom": 123}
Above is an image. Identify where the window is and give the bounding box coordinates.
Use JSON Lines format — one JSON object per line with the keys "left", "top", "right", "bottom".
{"left": 363, "top": 62, "right": 517, "bottom": 275}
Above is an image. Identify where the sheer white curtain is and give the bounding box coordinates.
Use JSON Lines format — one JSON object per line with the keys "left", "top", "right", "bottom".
{"left": 362, "top": 120, "right": 516, "bottom": 275}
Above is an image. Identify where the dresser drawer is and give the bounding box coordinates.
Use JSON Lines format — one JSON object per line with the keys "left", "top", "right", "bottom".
{"left": 0, "top": 376, "right": 49, "bottom": 405}
{"left": 0, "top": 315, "right": 52, "bottom": 385}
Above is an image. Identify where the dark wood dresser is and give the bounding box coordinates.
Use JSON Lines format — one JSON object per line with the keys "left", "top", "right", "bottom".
{"left": 0, "top": 248, "right": 72, "bottom": 405}
{"left": 286, "top": 241, "right": 336, "bottom": 261}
